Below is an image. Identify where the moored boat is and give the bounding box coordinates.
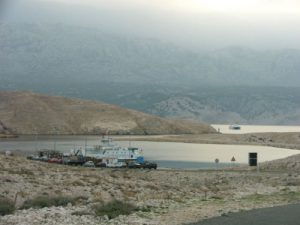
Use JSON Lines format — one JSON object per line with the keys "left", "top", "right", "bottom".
{"left": 229, "top": 124, "right": 241, "bottom": 130}
{"left": 82, "top": 137, "right": 144, "bottom": 167}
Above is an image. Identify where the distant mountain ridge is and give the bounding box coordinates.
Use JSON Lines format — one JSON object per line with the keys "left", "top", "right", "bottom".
{"left": 2, "top": 23, "right": 300, "bottom": 125}
{"left": 77, "top": 85, "right": 300, "bottom": 125}
{"left": 0, "top": 91, "right": 216, "bottom": 135}
{"left": 1, "top": 23, "right": 300, "bottom": 88}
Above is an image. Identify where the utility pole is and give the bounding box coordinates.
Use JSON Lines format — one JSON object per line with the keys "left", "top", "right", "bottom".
{"left": 84, "top": 136, "right": 87, "bottom": 157}
{"left": 53, "top": 127, "right": 57, "bottom": 151}
{"left": 215, "top": 158, "right": 219, "bottom": 170}
{"left": 34, "top": 128, "right": 38, "bottom": 152}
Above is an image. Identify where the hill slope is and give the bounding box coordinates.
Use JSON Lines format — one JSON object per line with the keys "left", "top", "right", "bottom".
{"left": 0, "top": 91, "right": 216, "bottom": 135}
{"left": 260, "top": 154, "right": 300, "bottom": 172}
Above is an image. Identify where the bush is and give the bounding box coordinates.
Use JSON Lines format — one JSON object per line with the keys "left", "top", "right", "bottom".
{"left": 21, "top": 196, "right": 75, "bottom": 209}
{"left": 94, "top": 200, "right": 137, "bottom": 219}
{"left": 0, "top": 197, "right": 15, "bottom": 216}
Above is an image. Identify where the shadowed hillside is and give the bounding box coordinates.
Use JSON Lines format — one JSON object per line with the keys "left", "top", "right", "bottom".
{"left": 0, "top": 91, "right": 216, "bottom": 135}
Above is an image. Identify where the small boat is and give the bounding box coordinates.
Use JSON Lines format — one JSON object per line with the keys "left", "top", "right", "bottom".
{"left": 229, "top": 124, "right": 241, "bottom": 130}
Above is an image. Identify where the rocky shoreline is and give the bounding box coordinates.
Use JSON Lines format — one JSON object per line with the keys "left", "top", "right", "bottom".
{"left": 1, "top": 153, "right": 300, "bottom": 225}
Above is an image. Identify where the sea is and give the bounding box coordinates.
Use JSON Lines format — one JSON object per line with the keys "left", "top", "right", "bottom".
{"left": 1, "top": 125, "right": 300, "bottom": 169}
{"left": 211, "top": 124, "right": 300, "bottom": 134}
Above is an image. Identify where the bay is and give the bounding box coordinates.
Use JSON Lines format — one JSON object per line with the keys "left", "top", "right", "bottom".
{"left": 1, "top": 135, "right": 299, "bottom": 169}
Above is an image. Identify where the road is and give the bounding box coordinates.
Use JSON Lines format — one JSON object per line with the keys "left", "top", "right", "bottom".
{"left": 190, "top": 203, "right": 300, "bottom": 225}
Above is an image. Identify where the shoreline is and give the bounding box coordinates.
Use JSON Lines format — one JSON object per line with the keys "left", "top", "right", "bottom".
{"left": 3, "top": 132, "right": 300, "bottom": 150}
{"left": 114, "top": 133, "right": 300, "bottom": 151}
{"left": 0, "top": 134, "right": 18, "bottom": 139}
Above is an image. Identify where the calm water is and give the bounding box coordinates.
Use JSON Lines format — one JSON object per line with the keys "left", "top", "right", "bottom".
{"left": 212, "top": 124, "right": 300, "bottom": 134}
{"left": 0, "top": 135, "right": 299, "bottom": 169}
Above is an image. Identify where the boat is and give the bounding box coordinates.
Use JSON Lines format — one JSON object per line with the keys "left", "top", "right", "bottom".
{"left": 82, "top": 137, "right": 145, "bottom": 167}
{"left": 229, "top": 124, "right": 241, "bottom": 130}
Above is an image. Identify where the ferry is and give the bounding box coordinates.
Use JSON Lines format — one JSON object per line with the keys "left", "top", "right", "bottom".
{"left": 82, "top": 137, "right": 144, "bottom": 167}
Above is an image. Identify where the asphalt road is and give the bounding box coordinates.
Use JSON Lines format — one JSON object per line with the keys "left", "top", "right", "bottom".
{"left": 190, "top": 203, "right": 300, "bottom": 225}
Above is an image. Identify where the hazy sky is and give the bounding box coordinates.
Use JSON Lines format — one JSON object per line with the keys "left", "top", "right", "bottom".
{"left": 2, "top": 0, "right": 300, "bottom": 50}
{"left": 39, "top": 0, "right": 300, "bottom": 14}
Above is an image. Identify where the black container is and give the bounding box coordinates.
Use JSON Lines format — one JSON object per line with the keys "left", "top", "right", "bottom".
{"left": 249, "top": 152, "right": 258, "bottom": 166}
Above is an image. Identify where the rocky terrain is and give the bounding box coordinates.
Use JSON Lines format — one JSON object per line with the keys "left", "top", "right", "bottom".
{"left": 0, "top": 91, "right": 216, "bottom": 135}
{"left": 0, "top": 121, "right": 15, "bottom": 138}
{"left": 260, "top": 154, "right": 300, "bottom": 172}
{"left": 1, "top": 153, "right": 300, "bottom": 225}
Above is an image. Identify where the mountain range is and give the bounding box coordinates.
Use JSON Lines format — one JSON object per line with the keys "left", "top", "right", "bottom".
{"left": 1, "top": 23, "right": 300, "bottom": 125}
{"left": 2, "top": 23, "right": 300, "bottom": 87}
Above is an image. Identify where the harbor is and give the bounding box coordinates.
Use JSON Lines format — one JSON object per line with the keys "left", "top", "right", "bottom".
{"left": 1, "top": 135, "right": 300, "bottom": 169}
{"left": 25, "top": 136, "right": 157, "bottom": 169}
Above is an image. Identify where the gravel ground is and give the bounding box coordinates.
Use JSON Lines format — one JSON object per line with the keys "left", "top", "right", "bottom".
{"left": 1, "top": 154, "right": 300, "bottom": 225}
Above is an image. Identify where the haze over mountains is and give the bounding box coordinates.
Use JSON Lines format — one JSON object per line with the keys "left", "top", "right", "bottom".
{"left": 1, "top": 23, "right": 300, "bottom": 125}
{"left": 1, "top": 23, "right": 300, "bottom": 87}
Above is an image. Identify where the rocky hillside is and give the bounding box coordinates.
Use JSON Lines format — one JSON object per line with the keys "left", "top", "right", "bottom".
{"left": 0, "top": 91, "right": 216, "bottom": 135}
{"left": 100, "top": 85, "right": 300, "bottom": 125}
{"left": 260, "top": 154, "right": 300, "bottom": 172}
{"left": 0, "top": 120, "right": 12, "bottom": 134}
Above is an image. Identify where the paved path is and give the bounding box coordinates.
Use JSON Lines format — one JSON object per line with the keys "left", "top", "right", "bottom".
{"left": 190, "top": 203, "right": 300, "bottom": 225}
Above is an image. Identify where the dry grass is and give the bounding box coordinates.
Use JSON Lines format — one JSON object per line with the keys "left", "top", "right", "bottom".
{"left": 94, "top": 200, "right": 137, "bottom": 219}
{"left": 21, "top": 195, "right": 86, "bottom": 209}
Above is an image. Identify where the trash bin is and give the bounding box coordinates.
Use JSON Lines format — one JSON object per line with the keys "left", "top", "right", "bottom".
{"left": 249, "top": 152, "right": 257, "bottom": 166}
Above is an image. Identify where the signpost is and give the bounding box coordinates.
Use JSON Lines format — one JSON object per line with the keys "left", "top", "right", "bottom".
{"left": 249, "top": 152, "right": 258, "bottom": 166}
{"left": 231, "top": 156, "right": 236, "bottom": 168}
{"left": 215, "top": 158, "right": 219, "bottom": 170}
